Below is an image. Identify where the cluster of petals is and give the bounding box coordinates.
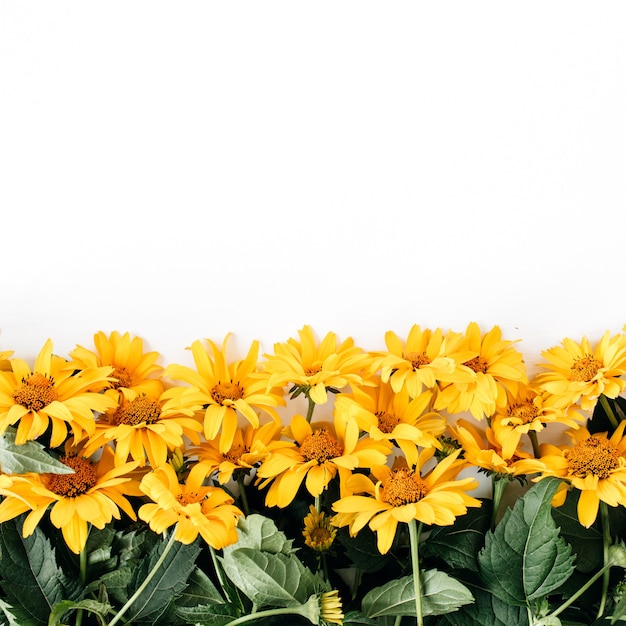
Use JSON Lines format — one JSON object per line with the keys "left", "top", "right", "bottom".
{"left": 261, "top": 324, "right": 376, "bottom": 405}
{"left": 331, "top": 449, "right": 481, "bottom": 554}
{"left": 138, "top": 462, "right": 243, "bottom": 549}
{"left": 255, "top": 413, "right": 391, "bottom": 508}
{"left": 535, "top": 330, "right": 626, "bottom": 412}
{"left": 515, "top": 422, "right": 626, "bottom": 527}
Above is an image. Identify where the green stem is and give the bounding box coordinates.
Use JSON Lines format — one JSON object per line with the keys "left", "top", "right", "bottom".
{"left": 393, "top": 617, "right": 403, "bottom": 626}
{"left": 76, "top": 529, "right": 90, "bottom": 626}
{"left": 408, "top": 519, "right": 424, "bottom": 626}
{"left": 305, "top": 395, "right": 316, "bottom": 423}
{"left": 490, "top": 477, "right": 508, "bottom": 529}
{"left": 224, "top": 604, "right": 315, "bottom": 626}
{"left": 596, "top": 501, "right": 612, "bottom": 619}
{"left": 237, "top": 474, "right": 250, "bottom": 516}
{"left": 600, "top": 394, "right": 620, "bottom": 430}
{"left": 549, "top": 558, "right": 616, "bottom": 620}
{"left": 108, "top": 527, "right": 178, "bottom": 626}
{"left": 528, "top": 430, "right": 541, "bottom": 458}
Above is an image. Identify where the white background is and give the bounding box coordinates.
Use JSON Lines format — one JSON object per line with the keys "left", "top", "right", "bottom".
{"left": 1, "top": 1, "right": 626, "bottom": 377}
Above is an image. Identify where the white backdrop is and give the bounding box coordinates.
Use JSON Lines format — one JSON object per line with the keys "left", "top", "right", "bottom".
{"left": 1, "top": 1, "right": 626, "bottom": 376}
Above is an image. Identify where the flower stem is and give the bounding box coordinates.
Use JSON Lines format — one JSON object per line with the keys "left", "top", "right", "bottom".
{"left": 596, "top": 501, "right": 612, "bottom": 619}
{"left": 108, "top": 527, "right": 178, "bottom": 626}
{"left": 408, "top": 519, "right": 424, "bottom": 626}
{"left": 600, "top": 394, "right": 620, "bottom": 430}
{"left": 305, "top": 395, "right": 316, "bottom": 423}
{"left": 237, "top": 474, "right": 250, "bottom": 516}
{"left": 490, "top": 477, "right": 508, "bottom": 529}
{"left": 528, "top": 430, "right": 541, "bottom": 458}
{"left": 224, "top": 604, "right": 315, "bottom": 626}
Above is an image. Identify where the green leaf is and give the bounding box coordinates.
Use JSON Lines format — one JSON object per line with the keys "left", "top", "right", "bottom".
{"left": 424, "top": 501, "right": 492, "bottom": 572}
{"left": 174, "top": 602, "right": 240, "bottom": 626}
{"left": 175, "top": 567, "right": 226, "bottom": 607}
{"left": 478, "top": 477, "right": 576, "bottom": 607}
{"left": 222, "top": 513, "right": 296, "bottom": 555}
{"left": 86, "top": 567, "right": 134, "bottom": 605}
{"left": 220, "top": 548, "right": 322, "bottom": 607}
{"left": 341, "top": 610, "right": 381, "bottom": 625}
{"left": 48, "top": 599, "right": 112, "bottom": 626}
{"left": 0, "top": 599, "right": 21, "bottom": 626}
{"left": 551, "top": 490, "right": 603, "bottom": 573}
{"left": 361, "top": 569, "right": 474, "bottom": 618}
{"left": 337, "top": 525, "right": 393, "bottom": 573}
{"left": 0, "top": 516, "right": 80, "bottom": 626}
{"left": 0, "top": 429, "right": 74, "bottom": 475}
{"left": 123, "top": 535, "right": 200, "bottom": 625}
{"left": 436, "top": 584, "right": 529, "bottom": 625}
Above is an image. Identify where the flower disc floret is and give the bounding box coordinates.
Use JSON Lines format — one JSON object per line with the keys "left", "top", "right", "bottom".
{"left": 566, "top": 436, "right": 619, "bottom": 480}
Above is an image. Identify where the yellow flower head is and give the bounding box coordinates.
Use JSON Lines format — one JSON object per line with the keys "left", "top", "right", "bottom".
{"left": 333, "top": 378, "right": 446, "bottom": 468}
{"left": 303, "top": 504, "right": 337, "bottom": 553}
{"left": 163, "top": 334, "right": 284, "bottom": 453}
{"left": 374, "top": 325, "right": 476, "bottom": 399}
{"left": 318, "top": 589, "right": 344, "bottom": 625}
{"left": 138, "top": 462, "right": 243, "bottom": 549}
{"left": 189, "top": 420, "right": 282, "bottom": 485}
{"left": 255, "top": 412, "right": 391, "bottom": 508}
{"left": 81, "top": 389, "right": 203, "bottom": 468}
{"left": 0, "top": 350, "right": 14, "bottom": 372}
{"left": 535, "top": 330, "right": 626, "bottom": 412}
{"left": 491, "top": 381, "right": 580, "bottom": 459}
{"left": 449, "top": 418, "right": 532, "bottom": 479}
{"left": 262, "top": 325, "right": 375, "bottom": 405}
{"left": 0, "top": 339, "right": 117, "bottom": 447}
{"left": 332, "top": 449, "right": 481, "bottom": 554}
{"left": 69, "top": 330, "right": 165, "bottom": 403}
{"left": 434, "top": 323, "right": 528, "bottom": 420}
{"left": 0, "top": 443, "right": 140, "bottom": 554}
{"left": 515, "top": 421, "right": 626, "bottom": 528}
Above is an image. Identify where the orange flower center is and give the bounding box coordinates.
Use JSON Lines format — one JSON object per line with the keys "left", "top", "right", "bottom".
{"left": 508, "top": 401, "right": 539, "bottom": 424}
{"left": 376, "top": 410, "right": 400, "bottom": 434}
{"left": 114, "top": 395, "right": 162, "bottom": 426}
{"left": 304, "top": 364, "right": 322, "bottom": 376}
{"left": 12, "top": 372, "right": 59, "bottom": 411}
{"left": 382, "top": 467, "right": 428, "bottom": 506}
{"left": 300, "top": 429, "right": 344, "bottom": 463}
{"left": 177, "top": 491, "right": 203, "bottom": 506}
{"left": 570, "top": 355, "right": 602, "bottom": 382}
{"left": 48, "top": 455, "right": 97, "bottom": 497}
{"left": 223, "top": 443, "right": 248, "bottom": 463}
{"left": 111, "top": 365, "right": 133, "bottom": 389}
{"left": 566, "top": 436, "right": 620, "bottom": 479}
{"left": 403, "top": 352, "right": 431, "bottom": 370}
{"left": 464, "top": 356, "right": 488, "bottom": 374}
{"left": 211, "top": 381, "right": 244, "bottom": 404}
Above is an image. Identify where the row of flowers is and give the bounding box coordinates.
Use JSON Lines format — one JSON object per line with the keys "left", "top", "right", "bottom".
{"left": 0, "top": 323, "right": 626, "bottom": 625}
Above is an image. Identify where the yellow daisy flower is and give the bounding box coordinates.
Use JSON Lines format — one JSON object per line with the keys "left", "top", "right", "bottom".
{"left": 255, "top": 413, "right": 391, "bottom": 508}
{"left": 138, "top": 462, "right": 243, "bottom": 549}
{"left": 491, "top": 381, "right": 580, "bottom": 459}
{"left": 514, "top": 422, "right": 626, "bottom": 528}
{"left": 163, "top": 334, "right": 284, "bottom": 454}
{"left": 303, "top": 504, "right": 337, "bottom": 552}
{"left": 333, "top": 378, "right": 446, "bottom": 468}
{"left": 331, "top": 449, "right": 481, "bottom": 554}
{"left": 535, "top": 330, "right": 626, "bottom": 412}
{"left": 81, "top": 389, "right": 203, "bottom": 468}
{"left": 0, "top": 444, "right": 140, "bottom": 554}
{"left": 434, "top": 323, "right": 528, "bottom": 420}
{"left": 0, "top": 339, "right": 116, "bottom": 447}
{"left": 69, "top": 330, "right": 165, "bottom": 402}
{"left": 374, "top": 325, "right": 475, "bottom": 398}
{"left": 262, "top": 325, "right": 375, "bottom": 405}
{"left": 189, "top": 420, "right": 282, "bottom": 485}
{"left": 449, "top": 418, "right": 532, "bottom": 479}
